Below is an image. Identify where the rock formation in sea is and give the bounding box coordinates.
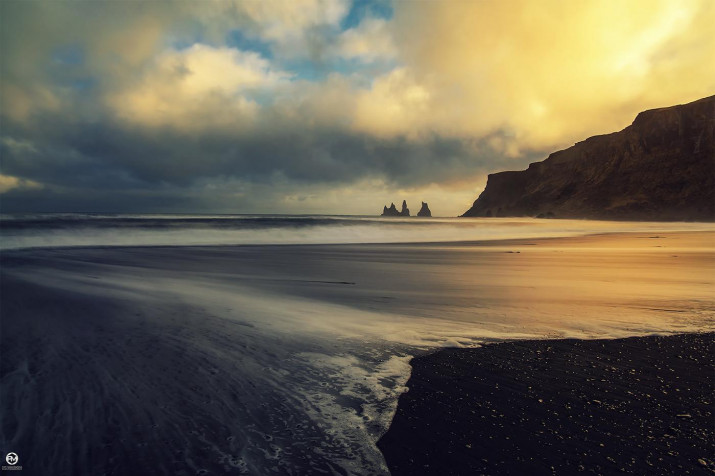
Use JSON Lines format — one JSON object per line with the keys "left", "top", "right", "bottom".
{"left": 400, "top": 200, "right": 410, "bottom": 217}
{"left": 382, "top": 203, "right": 400, "bottom": 216}
{"left": 381, "top": 200, "right": 413, "bottom": 216}
{"left": 417, "top": 202, "right": 432, "bottom": 217}
{"left": 461, "top": 95, "right": 715, "bottom": 221}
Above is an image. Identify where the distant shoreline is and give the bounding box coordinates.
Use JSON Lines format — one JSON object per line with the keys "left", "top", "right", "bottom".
{"left": 378, "top": 332, "right": 715, "bottom": 475}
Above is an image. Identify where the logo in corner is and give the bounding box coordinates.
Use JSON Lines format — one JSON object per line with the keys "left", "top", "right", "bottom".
{"left": 5, "top": 453, "right": 18, "bottom": 466}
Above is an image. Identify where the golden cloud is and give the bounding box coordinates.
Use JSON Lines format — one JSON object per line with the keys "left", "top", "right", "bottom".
{"left": 0, "top": 174, "right": 43, "bottom": 194}
{"left": 388, "top": 0, "right": 715, "bottom": 150}
{"left": 108, "top": 45, "right": 291, "bottom": 130}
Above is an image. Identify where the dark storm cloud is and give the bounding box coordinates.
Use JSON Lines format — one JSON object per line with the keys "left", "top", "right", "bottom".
{"left": 1, "top": 106, "right": 526, "bottom": 195}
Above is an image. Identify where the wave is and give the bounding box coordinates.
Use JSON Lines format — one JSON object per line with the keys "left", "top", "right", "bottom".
{"left": 1, "top": 214, "right": 713, "bottom": 250}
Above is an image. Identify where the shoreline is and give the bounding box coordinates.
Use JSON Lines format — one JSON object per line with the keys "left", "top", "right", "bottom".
{"left": 2, "top": 226, "right": 714, "bottom": 253}
{"left": 378, "top": 332, "right": 714, "bottom": 475}
{"left": 0, "top": 229, "right": 715, "bottom": 253}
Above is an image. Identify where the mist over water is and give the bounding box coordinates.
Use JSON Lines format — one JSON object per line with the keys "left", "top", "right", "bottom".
{"left": 1, "top": 214, "right": 713, "bottom": 475}
{"left": 1, "top": 213, "right": 714, "bottom": 250}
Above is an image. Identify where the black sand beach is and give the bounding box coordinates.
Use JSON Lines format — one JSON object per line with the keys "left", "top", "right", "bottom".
{"left": 378, "top": 333, "right": 714, "bottom": 476}
{"left": 1, "top": 228, "right": 713, "bottom": 474}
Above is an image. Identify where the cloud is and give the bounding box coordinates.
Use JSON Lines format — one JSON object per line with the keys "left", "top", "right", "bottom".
{"left": 238, "top": 0, "right": 350, "bottom": 44}
{"left": 1, "top": 0, "right": 713, "bottom": 215}
{"left": 389, "top": 0, "right": 715, "bottom": 149}
{"left": 351, "top": 68, "right": 431, "bottom": 138}
{"left": 108, "top": 44, "right": 291, "bottom": 130}
{"left": 0, "top": 174, "right": 43, "bottom": 194}
{"left": 189, "top": 0, "right": 351, "bottom": 60}
{"left": 331, "top": 17, "right": 397, "bottom": 61}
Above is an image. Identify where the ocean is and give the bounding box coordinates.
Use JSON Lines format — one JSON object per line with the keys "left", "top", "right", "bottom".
{"left": 4, "top": 213, "right": 714, "bottom": 250}
{"left": 1, "top": 214, "right": 713, "bottom": 475}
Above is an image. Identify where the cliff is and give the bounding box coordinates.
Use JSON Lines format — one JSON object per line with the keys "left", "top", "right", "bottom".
{"left": 461, "top": 95, "right": 715, "bottom": 221}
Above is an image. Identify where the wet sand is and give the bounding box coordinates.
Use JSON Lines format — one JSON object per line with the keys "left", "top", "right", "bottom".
{"left": 1, "top": 230, "right": 713, "bottom": 474}
{"left": 378, "top": 333, "right": 714, "bottom": 475}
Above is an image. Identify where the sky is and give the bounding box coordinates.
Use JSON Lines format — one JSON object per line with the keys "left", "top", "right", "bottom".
{"left": 1, "top": 0, "right": 714, "bottom": 216}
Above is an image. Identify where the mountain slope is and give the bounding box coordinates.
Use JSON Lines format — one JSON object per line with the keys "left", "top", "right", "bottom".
{"left": 462, "top": 95, "right": 715, "bottom": 220}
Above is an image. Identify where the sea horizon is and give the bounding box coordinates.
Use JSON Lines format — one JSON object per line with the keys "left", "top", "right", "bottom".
{"left": 3, "top": 212, "right": 714, "bottom": 251}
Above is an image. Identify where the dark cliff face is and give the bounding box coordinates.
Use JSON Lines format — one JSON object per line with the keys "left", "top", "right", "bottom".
{"left": 462, "top": 95, "right": 715, "bottom": 221}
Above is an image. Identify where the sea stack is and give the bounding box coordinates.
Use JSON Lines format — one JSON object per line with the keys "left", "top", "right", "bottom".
{"left": 417, "top": 202, "right": 432, "bottom": 217}
{"left": 400, "top": 200, "right": 410, "bottom": 217}
{"left": 381, "top": 200, "right": 413, "bottom": 216}
{"left": 381, "top": 203, "right": 400, "bottom": 216}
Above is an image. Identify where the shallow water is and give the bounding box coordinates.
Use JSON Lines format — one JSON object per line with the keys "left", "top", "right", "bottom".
{"left": 2, "top": 213, "right": 714, "bottom": 250}
{"left": 1, "top": 217, "right": 713, "bottom": 475}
